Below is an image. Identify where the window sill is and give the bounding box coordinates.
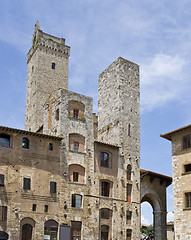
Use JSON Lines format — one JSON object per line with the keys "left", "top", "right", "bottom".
{"left": 182, "top": 171, "right": 191, "bottom": 175}
{"left": 69, "top": 150, "right": 86, "bottom": 155}
{"left": 68, "top": 182, "right": 86, "bottom": 186}
{"left": 68, "top": 117, "right": 86, "bottom": 122}
{"left": 183, "top": 207, "right": 191, "bottom": 211}
{"left": 71, "top": 207, "right": 83, "bottom": 211}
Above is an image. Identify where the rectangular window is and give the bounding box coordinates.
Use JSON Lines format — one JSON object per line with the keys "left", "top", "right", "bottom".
{"left": 49, "top": 143, "right": 53, "bottom": 150}
{"left": 23, "top": 178, "right": 31, "bottom": 190}
{"left": 0, "top": 206, "right": 7, "bottom": 221}
{"left": 126, "top": 211, "right": 132, "bottom": 224}
{"left": 50, "top": 181, "right": 57, "bottom": 194}
{"left": 71, "top": 221, "right": 82, "bottom": 240}
{"left": 73, "top": 109, "right": 79, "bottom": 119}
{"left": 73, "top": 172, "right": 79, "bottom": 182}
{"left": 185, "top": 192, "right": 191, "bottom": 208}
{"left": 101, "top": 181, "right": 110, "bottom": 197}
{"left": 100, "top": 152, "right": 109, "bottom": 168}
{"left": 73, "top": 142, "right": 79, "bottom": 152}
{"left": 0, "top": 174, "right": 4, "bottom": 187}
{"left": 183, "top": 135, "right": 191, "bottom": 149}
{"left": 52, "top": 62, "right": 55, "bottom": 69}
{"left": 72, "top": 194, "right": 82, "bottom": 208}
{"left": 44, "top": 205, "right": 48, "bottom": 213}
{"left": 101, "top": 209, "right": 110, "bottom": 219}
{"left": 32, "top": 204, "right": 36, "bottom": 211}
{"left": 126, "top": 184, "right": 132, "bottom": 202}
{"left": 185, "top": 164, "right": 191, "bottom": 173}
{"left": 55, "top": 109, "right": 59, "bottom": 121}
{"left": 126, "top": 229, "right": 132, "bottom": 240}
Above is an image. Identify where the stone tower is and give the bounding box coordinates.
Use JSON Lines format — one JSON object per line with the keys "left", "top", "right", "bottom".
{"left": 98, "top": 57, "right": 140, "bottom": 239}
{"left": 25, "top": 21, "right": 70, "bottom": 132}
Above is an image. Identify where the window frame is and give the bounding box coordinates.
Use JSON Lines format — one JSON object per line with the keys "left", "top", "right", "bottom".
{"left": 183, "top": 134, "right": 191, "bottom": 149}
{"left": 0, "top": 206, "right": 7, "bottom": 221}
{"left": 101, "top": 181, "right": 110, "bottom": 197}
{"left": 0, "top": 134, "right": 10, "bottom": 148}
{"left": 23, "top": 177, "right": 31, "bottom": 190}
{"left": 73, "top": 172, "right": 79, "bottom": 182}
{"left": 185, "top": 192, "right": 191, "bottom": 208}
{"left": 100, "top": 152, "right": 110, "bottom": 168}
{"left": 22, "top": 137, "right": 29, "bottom": 149}
{"left": 0, "top": 174, "right": 4, "bottom": 187}
{"left": 52, "top": 62, "right": 55, "bottom": 70}
{"left": 72, "top": 194, "right": 82, "bottom": 208}
{"left": 73, "top": 109, "right": 79, "bottom": 119}
{"left": 100, "top": 208, "right": 111, "bottom": 219}
{"left": 50, "top": 181, "right": 57, "bottom": 194}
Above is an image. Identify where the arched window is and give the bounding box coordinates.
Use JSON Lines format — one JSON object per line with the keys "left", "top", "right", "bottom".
{"left": 101, "top": 225, "right": 109, "bottom": 240}
{"left": 127, "top": 164, "right": 132, "bottom": 180}
{"left": 20, "top": 217, "right": 35, "bottom": 240}
{"left": 72, "top": 194, "right": 82, "bottom": 208}
{"left": 44, "top": 220, "right": 58, "bottom": 240}
{"left": 100, "top": 180, "right": 112, "bottom": 197}
{"left": 69, "top": 164, "right": 85, "bottom": 183}
{"left": 68, "top": 100, "right": 85, "bottom": 120}
{"left": 0, "top": 134, "right": 10, "bottom": 148}
{"left": 100, "top": 208, "right": 111, "bottom": 219}
{"left": 69, "top": 133, "right": 85, "bottom": 153}
{"left": 22, "top": 138, "right": 29, "bottom": 149}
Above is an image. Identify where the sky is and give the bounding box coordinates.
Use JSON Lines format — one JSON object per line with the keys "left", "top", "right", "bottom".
{"left": 1, "top": 0, "right": 191, "bottom": 225}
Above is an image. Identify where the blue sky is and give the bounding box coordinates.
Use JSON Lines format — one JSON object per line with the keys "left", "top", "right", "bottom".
{"left": 1, "top": 0, "right": 191, "bottom": 224}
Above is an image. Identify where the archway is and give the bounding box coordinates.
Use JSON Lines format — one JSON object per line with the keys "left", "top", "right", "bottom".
{"left": 20, "top": 217, "right": 35, "bottom": 240}
{"left": 44, "top": 219, "right": 58, "bottom": 240}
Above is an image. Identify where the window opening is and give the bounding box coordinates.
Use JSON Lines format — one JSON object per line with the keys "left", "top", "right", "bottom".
{"left": 32, "top": 204, "right": 36, "bottom": 211}
{"left": 185, "top": 164, "right": 191, "bottom": 173}
{"left": 50, "top": 181, "right": 57, "bottom": 194}
{"left": 73, "top": 142, "right": 79, "bottom": 152}
{"left": 126, "top": 184, "right": 132, "bottom": 202}
{"left": 44, "top": 205, "right": 48, "bottom": 213}
{"left": 101, "top": 225, "right": 109, "bottom": 240}
{"left": 73, "top": 109, "right": 79, "bottom": 119}
{"left": 126, "top": 211, "right": 132, "bottom": 224}
{"left": 23, "top": 178, "right": 31, "bottom": 190}
{"left": 0, "top": 134, "right": 10, "bottom": 148}
{"left": 0, "top": 206, "right": 7, "bottom": 221}
{"left": 73, "top": 172, "right": 79, "bottom": 182}
{"left": 126, "top": 229, "right": 132, "bottom": 240}
{"left": 49, "top": 143, "right": 53, "bottom": 150}
{"left": 0, "top": 174, "right": 4, "bottom": 187}
{"left": 183, "top": 134, "right": 191, "bottom": 149}
{"left": 22, "top": 138, "right": 29, "bottom": 149}
{"left": 101, "top": 181, "right": 110, "bottom": 197}
{"left": 185, "top": 192, "right": 191, "bottom": 208}
{"left": 128, "top": 123, "right": 131, "bottom": 137}
{"left": 127, "top": 165, "right": 132, "bottom": 180}
{"left": 52, "top": 62, "right": 55, "bottom": 69}
{"left": 101, "top": 209, "right": 110, "bottom": 219}
{"left": 55, "top": 109, "right": 59, "bottom": 121}
{"left": 72, "top": 194, "right": 82, "bottom": 208}
{"left": 71, "top": 221, "right": 82, "bottom": 240}
{"left": 44, "top": 220, "right": 58, "bottom": 240}
{"left": 22, "top": 224, "right": 33, "bottom": 240}
{"left": 100, "top": 152, "right": 109, "bottom": 168}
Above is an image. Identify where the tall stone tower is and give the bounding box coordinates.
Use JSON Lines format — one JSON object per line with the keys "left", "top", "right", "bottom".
{"left": 98, "top": 57, "right": 140, "bottom": 239}
{"left": 25, "top": 21, "right": 70, "bottom": 132}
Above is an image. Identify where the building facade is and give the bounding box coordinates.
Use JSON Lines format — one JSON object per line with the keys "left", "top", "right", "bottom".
{"left": 161, "top": 124, "right": 191, "bottom": 239}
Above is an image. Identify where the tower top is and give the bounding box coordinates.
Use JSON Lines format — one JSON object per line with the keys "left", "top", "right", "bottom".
{"left": 35, "top": 20, "right": 40, "bottom": 30}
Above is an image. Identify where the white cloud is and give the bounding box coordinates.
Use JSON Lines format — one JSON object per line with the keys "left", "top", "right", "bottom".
{"left": 141, "top": 215, "right": 150, "bottom": 226}
{"left": 167, "top": 212, "right": 174, "bottom": 222}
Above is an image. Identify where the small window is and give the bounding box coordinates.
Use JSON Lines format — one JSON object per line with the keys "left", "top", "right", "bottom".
{"left": 73, "top": 109, "right": 79, "bottom": 119}
{"left": 185, "top": 192, "right": 191, "bottom": 208}
{"left": 0, "top": 134, "right": 10, "bottom": 148}
{"left": 49, "top": 143, "right": 53, "bottom": 150}
{"left": 128, "top": 123, "right": 131, "bottom": 137}
{"left": 101, "top": 209, "right": 110, "bottom": 219}
{"left": 101, "top": 181, "right": 110, "bottom": 197}
{"left": 73, "top": 172, "right": 79, "bottom": 182}
{"left": 73, "top": 142, "right": 79, "bottom": 152}
{"left": 185, "top": 164, "right": 191, "bottom": 173}
{"left": 183, "top": 135, "right": 191, "bottom": 149}
{"left": 71, "top": 221, "right": 82, "bottom": 240}
{"left": 32, "top": 204, "right": 36, "bottom": 211}
{"left": 126, "top": 211, "right": 132, "bottom": 224}
{"left": 100, "top": 152, "right": 110, "bottom": 168}
{"left": 72, "top": 194, "right": 82, "bottom": 208}
{"left": 50, "top": 181, "right": 57, "bottom": 194}
{"left": 23, "top": 178, "right": 31, "bottom": 190}
{"left": 22, "top": 138, "right": 29, "bottom": 149}
{"left": 0, "top": 174, "right": 4, "bottom": 187}
{"left": 127, "top": 165, "right": 132, "bottom": 180}
{"left": 0, "top": 206, "right": 7, "bottom": 221}
{"left": 52, "top": 62, "right": 55, "bottom": 69}
{"left": 126, "top": 229, "right": 132, "bottom": 240}
{"left": 44, "top": 205, "right": 48, "bottom": 213}
{"left": 55, "top": 109, "right": 59, "bottom": 121}
{"left": 126, "top": 184, "right": 132, "bottom": 202}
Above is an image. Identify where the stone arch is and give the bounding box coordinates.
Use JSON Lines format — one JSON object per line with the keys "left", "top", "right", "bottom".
{"left": 140, "top": 169, "right": 172, "bottom": 240}
{"left": 44, "top": 219, "right": 58, "bottom": 240}
{"left": 20, "top": 217, "right": 35, "bottom": 240}
{"left": 68, "top": 164, "right": 85, "bottom": 183}
{"left": 69, "top": 133, "right": 85, "bottom": 153}
{"left": 68, "top": 100, "right": 85, "bottom": 120}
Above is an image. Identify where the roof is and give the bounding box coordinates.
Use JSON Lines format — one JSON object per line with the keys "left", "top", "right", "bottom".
{"left": 140, "top": 168, "right": 172, "bottom": 186}
{"left": 94, "top": 140, "right": 119, "bottom": 148}
{"left": 160, "top": 123, "right": 191, "bottom": 141}
{"left": 0, "top": 126, "right": 63, "bottom": 140}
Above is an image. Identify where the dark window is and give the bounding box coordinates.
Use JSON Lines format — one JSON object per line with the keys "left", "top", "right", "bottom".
{"left": 73, "top": 142, "right": 79, "bottom": 152}
{"left": 126, "top": 211, "right": 132, "bottom": 224}
{"left": 185, "top": 192, "right": 191, "bottom": 208}
{"left": 101, "top": 209, "right": 110, "bottom": 219}
{"left": 101, "top": 181, "right": 110, "bottom": 197}
{"left": 72, "top": 194, "right": 82, "bottom": 208}
{"left": 55, "top": 109, "right": 59, "bottom": 121}
{"left": 0, "top": 134, "right": 10, "bottom": 148}
{"left": 52, "top": 62, "right": 55, "bottom": 69}
{"left": 126, "top": 229, "right": 132, "bottom": 240}
{"left": 127, "top": 165, "right": 132, "bottom": 180}
{"left": 101, "top": 225, "right": 109, "bottom": 240}
{"left": 23, "top": 178, "right": 31, "bottom": 190}
{"left": 73, "top": 109, "right": 79, "bottom": 119}
{"left": 22, "top": 138, "right": 29, "bottom": 149}
{"left": 100, "top": 152, "right": 110, "bottom": 168}
{"left": 49, "top": 143, "right": 53, "bottom": 150}
{"left": 128, "top": 123, "right": 131, "bottom": 137}
{"left": 73, "top": 172, "right": 79, "bottom": 182}
{"left": 0, "top": 206, "right": 7, "bottom": 221}
{"left": 126, "top": 184, "right": 132, "bottom": 202}
{"left": 71, "top": 221, "right": 82, "bottom": 240}
{"left": 50, "top": 181, "right": 57, "bottom": 194}
{"left": 0, "top": 174, "right": 4, "bottom": 187}
{"left": 44, "top": 205, "right": 48, "bottom": 213}
{"left": 183, "top": 135, "right": 191, "bottom": 149}
{"left": 32, "top": 204, "right": 36, "bottom": 211}
{"left": 185, "top": 164, "right": 191, "bottom": 173}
